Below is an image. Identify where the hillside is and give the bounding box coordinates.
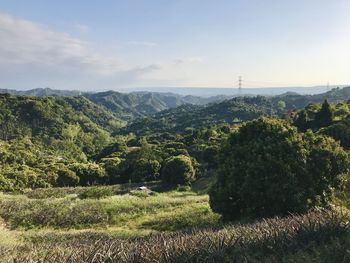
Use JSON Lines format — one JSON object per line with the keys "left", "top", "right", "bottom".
{"left": 0, "top": 88, "right": 235, "bottom": 121}
{"left": 121, "top": 96, "right": 280, "bottom": 135}
{"left": 120, "top": 86, "right": 350, "bottom": 135}
{"left": 0, "top": 88, "right": 83, "bottom": 97}
{"left": 3, "top": 87, "right": 350, "bottom": 125}
{"left": 272, "top": 86, "right": 350, "bottom": 109}
{"left": 84, "top": 91, "right": 228, "bottom": 121}
{"left": 0, "top": 94, "right": 123, "bottom": 156}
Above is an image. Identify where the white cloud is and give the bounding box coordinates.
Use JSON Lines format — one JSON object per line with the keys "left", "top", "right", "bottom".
{"left": 0, "top": 13, "right": 162, "bottom": 89}
{"left": 0, "top": 13, "right": 123, "bottom": 75}
{"left": 0, "top": 13, "right": 207, "bottom": 90}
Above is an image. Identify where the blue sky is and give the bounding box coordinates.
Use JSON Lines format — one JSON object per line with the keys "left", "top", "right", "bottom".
{"left": 0, "top": 0, "right": 349, "bottom": 91}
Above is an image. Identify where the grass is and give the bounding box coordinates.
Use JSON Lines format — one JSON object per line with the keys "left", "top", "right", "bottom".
{"left": 0, "top": 187, "right": 220, "bottom": 234}
{"left": 23, "top": 181, "right": 162, "bottom": 199}
{"left": 2, "top": 209, "right": 350, "bottom": 262}
{"left": 1, "top": 184, "right": 350, "bottom": 262}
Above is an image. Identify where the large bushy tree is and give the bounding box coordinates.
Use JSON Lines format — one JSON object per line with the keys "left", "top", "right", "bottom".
{"left": 162, "top": 155, "right": 195, "bottom": 186}
{"left": 210, "top": 117, "right": 349, "bottom": 220}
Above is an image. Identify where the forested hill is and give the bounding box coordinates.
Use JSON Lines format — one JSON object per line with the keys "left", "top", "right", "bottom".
{"left": 84, "top": 91, "right": 229, "bottom": 121}
{"left": 0, "top": 88, "right": 83, "bottom": 97}
{"left": 120, "top": 86, "right": 350, "bottom": 135}
{"left": 120, "top": 96, "right": 282, "bottom": 135}
{"left": 2, "top": 86, "right": 349, "bottom": 124}
{"left": 0, "top": 94, "right": 123, "bottom": 156}
{"left": 2, "top": 86, "right": 350, "bottom": 138}
{"left": 272, "top": 86, "right": 350, "bottom": 109}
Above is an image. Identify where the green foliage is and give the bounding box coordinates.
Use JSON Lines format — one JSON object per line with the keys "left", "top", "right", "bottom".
{"left": 210, "top": 117, "right": 349, "bottom": 220}
{"left": 162, "top": 155, "right": 195, "bottom": 186}
{"left": 0, "top": 197, "right": 109, "bottom": 229}
{"left": 321, "top": 121, "right": 350, "bottom": 148}
{"left": 68, "top": 163, "right": 106, "bottom": 186}
{"left": 130, "top": 158, "right": 161, "bottom": 182}
{"left": 294, "top": 109, "right": 308, "bottom": 132}
{"left": 55, "top": 167, "right": 79, "bottom": 187}
{"left": 100, "top": 157, "right": 123, "bottom": 184}
{"left": 2, "top": 88, "right": 350, "bottom": 193}
{"left": 0, "top": 94, "right": 115, "bottom": 157}
{"left": 294, "top": 100, "right": 350, "bottom": 149}
{"left": 176, "top": 185, "right": 192, "bottom": 192}
{"left": 85, "top": 90, "right": 209, "bottom": 121}
{"left": 0, "top": 189, "right": 212, "bottom": 230}
{"left": 78, "top": 187, "right": 114, "bottom": 199}
{"left": 122, "top": 97, "right": 279, "bottom": 135}
{"left": 314, "top": 100, "right": 333, "bottom": 128}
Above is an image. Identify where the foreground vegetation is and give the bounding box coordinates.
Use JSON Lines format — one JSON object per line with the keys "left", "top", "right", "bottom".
{"left": 1, "top": 193, "right": 350, "bottom": 262}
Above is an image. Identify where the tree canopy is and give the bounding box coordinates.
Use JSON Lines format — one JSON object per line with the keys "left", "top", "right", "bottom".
{"left": 210, "top": 117, "right": 349, "bottom": 220}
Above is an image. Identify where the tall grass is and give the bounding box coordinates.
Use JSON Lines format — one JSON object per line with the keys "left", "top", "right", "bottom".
{"left": 23, "top": 181, "right": 162, "bottom": 199}
{"left": 2, "top": 209, "right": 350, "bottom": 262}
{"left": 0, "top": 191, "right": 218, "bottom": 230}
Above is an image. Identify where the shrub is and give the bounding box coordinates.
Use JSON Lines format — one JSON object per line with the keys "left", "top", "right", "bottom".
{"left": 100, "top": 157, "right": 122, "bottom": 184}
{"left": 162, "top": 155, "right": 195, "bottom": 186}
{"left": 210, "top": 117, "right": 350, "bottom": 220}
{"left": 0, "top": 174, "right": 14, "bottom": 192}
{"left": 25, "top": 188, "right": 68, "bottom": 199}
{"left": 129, "top": 191, "right": 150, "bottom": 198}
{"left": 78, "top": 187, "right": 113, "bottom": 199}
{"left": 69, "top": 163, "right": 106, "bottom": 186}
{"left": 56, "top": 167, "right": 80, "bottom": 187}
{"left": 130, "top": 158, "right": 161, "bottom": 182}
{"left": 176, "top": 185, "right": 192, "bottom": 192}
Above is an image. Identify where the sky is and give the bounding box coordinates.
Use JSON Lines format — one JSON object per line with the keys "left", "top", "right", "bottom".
{"left": 0, "top": 0, "right": 349, "bottom": 91}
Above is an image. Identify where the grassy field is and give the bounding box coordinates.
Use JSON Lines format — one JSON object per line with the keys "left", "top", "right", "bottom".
{"left": 1, "top": 183, "right": 350, "bottom": 262}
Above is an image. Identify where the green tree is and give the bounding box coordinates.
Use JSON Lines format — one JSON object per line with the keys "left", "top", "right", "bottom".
{"left": 294, "top": 110, "right": 309, "bottom": 132}
{"left": 100, "top": 157, "right": 123, "bottom": 184}
{"left": 130, "top": 158, "right": 161, "bottom": 182}
{"left": 321, "top": 121, "right": 350, "bottom": 148}
{"left": 56, "top": 167, "right": 80, "bottom": 187}
{"left": 277, "top": 100, "right": 286, "bottom": 112}
{"left": 209, "top": 117, "right": 349, "bottom": 220}
{"left": 69, "top": 163, "right": 106, "bottom": 186}
{"left": 314, "top": 100, "right": 333, "bottom": 128}
{"left": 162, "top": 155, "right": 195, "bottom": 186}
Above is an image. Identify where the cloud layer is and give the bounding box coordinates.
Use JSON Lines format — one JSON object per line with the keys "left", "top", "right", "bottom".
{"left": 0, "top": 13, "right": 205, "bottom": 90}
{"left": 0, "top": 13, "right": 163, "bottom": 89}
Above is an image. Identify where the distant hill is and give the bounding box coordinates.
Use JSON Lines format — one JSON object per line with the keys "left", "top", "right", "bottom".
{"left": 272, "top": 86, "right": 350, "bottom": 109}
{"left": 121, "top": 86, "right": 342, "bottom": 97}
{"left": 2, "top": 86, "right": 350, "bottom": 126}
{"left": 121, "top": 86, "right": 350, "bottom": 135}
{"left": 0, "top": 88, "right": 230, "bottom": 121}
{"left": 0, "top": 88, "right": 83, "bottom": 97}
{"left": 120, "top": 96, "right": 279, "bottom": 135}
{"left": 84, "top": 91, "right": 229, "bottom": 121}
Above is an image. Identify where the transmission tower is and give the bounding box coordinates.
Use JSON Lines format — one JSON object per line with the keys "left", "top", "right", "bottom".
{"left": 238, "top": 76, "right": 242, "bottom": 95}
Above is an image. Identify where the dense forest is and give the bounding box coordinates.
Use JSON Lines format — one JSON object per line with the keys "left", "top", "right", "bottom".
{"left": 2, "top": 87, "right": 350, "bottom": 262}
{"left": 1, "top": 86, "right": 350, "bottom": 192}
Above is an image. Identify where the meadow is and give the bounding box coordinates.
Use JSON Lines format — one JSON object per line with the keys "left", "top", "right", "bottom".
{"left": 1, "top": 182, "right": 350, "bottom": 262}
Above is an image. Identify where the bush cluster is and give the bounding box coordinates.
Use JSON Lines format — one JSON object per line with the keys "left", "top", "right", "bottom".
{"left": 210, "top": 118, "right": 350, "bottom": 220}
